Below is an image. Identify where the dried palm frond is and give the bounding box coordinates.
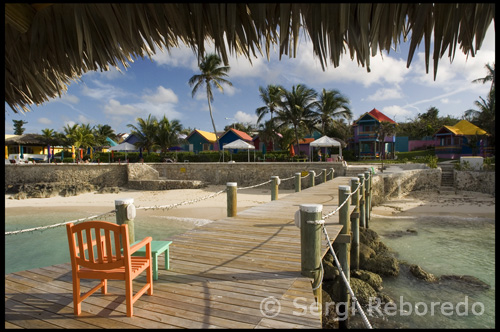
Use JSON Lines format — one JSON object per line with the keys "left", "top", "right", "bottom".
{"left": 5, "top": 3, "right": 495, "bottom": 114}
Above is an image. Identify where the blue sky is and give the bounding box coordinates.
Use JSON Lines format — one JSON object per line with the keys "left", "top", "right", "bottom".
{"left": 5, "top": 25, "right": 495, "bottom": 136}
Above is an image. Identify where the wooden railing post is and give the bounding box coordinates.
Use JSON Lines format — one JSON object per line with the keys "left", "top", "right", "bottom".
{"left": 350, "top": 177, "right": 360, "bottom": 271}
{"left": 227, "top": 182, "right": 237, "bottom": 217}
{"left": 115, "top": 198, "right": 136, "bottom": 245}
{"left": 364, "top": 171, "right": 371, "bottom": 228}
{"left": 270, "top": 176, "right": 279, "bottom": 201}
{"left": 309, "top": 170, "right": 316, "bottom": 187}
{"left": 299, "top": 204, "right": 323, "bottom": 303}
{"left": 295, "top": 173, "right": 301, "bottom": 192}
{"left": 329, "top": 168, "right": 335, "bottom": 180}
{"left": 358, "top": 174, "right": 366, "bottom": 228}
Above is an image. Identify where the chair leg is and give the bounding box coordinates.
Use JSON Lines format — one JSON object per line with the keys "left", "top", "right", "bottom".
{"left": 73, "top": 277, "right": 82, "bottom": 316}
{"left": 125, "top": 277, "right": 133, "bottom": 317}
{"left": 147, "top": 262, "right": 153, "bottom": 296}
{"left": 101, "top": 279, "right": 107, "bottom": 294}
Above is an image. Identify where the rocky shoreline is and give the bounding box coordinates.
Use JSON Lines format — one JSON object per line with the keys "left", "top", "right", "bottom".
{"left": 321, "top": 227, "right": 491, "bottom": 329}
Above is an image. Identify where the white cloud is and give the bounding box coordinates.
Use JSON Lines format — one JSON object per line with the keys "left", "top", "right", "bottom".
{"left": 234, "top": 111, "right": 258, "bottom": 125}
{"left": 380, "top": 105, "right": 413, "bottom": 122}
{"left": 152, "top": 44, "right": 199, "bottom": 70}
{"left": 142, "top": 86, "right": 179, "bottom": 104}
{"left": 367, "top": 88, "right": 404, "bottom": 101}
{"left": 37, "top": 117, "right": 52, "bottom": 125}
{"left": 81, "top": 80, "right": 128, "bottom": 100}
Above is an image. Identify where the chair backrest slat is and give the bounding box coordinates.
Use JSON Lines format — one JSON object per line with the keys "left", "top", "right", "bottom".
{"left": 67, "top": 221, "right": 128, "bottom": 270}
{"left": 85, "top": 228, "right": 94, "bottom": 263}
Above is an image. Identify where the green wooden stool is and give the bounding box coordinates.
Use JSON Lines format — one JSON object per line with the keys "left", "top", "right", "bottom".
{"left": 130, "top": 240, "right": 172, "bottom": 280}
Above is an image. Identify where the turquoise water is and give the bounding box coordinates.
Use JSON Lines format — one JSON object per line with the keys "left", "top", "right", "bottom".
{"left": 5, "top": 209, "right": 211, "bottom": 275}
{"left": 369, "top": 215, "right": 495, "bottom": 329}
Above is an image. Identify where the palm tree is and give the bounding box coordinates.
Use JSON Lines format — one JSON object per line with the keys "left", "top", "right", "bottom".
{"left": 316, "top": 88, "right": 352, "bottom": 135}
{"left": 188, "top": 53, "right": 232, "bottom": 154}
{"left": 155, "top": 116, "right": 183, "bottom": 155}
{"left": 68, "top": 124, "right": 95, "bottom": 159}
{"left": 274, "top": 84, "right": 318, "bottom": 156}
{"left": 41, "top": 128, "right": 55, "bottom": 144}
{"left": 472, "top": 62, "right": 495, "bottom": 93}
{"left": 255, "top": 84, "right": 284, "bottom": 150}
{"left": 93, "top": 124, "right": 117, "bottom": 147}
{"left": 127, "top": 114, "right": 158, "bottom": 154}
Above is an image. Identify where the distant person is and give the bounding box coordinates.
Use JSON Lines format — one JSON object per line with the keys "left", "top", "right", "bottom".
{"left": 317, "top": 150, "right": 322, "bottom": 161}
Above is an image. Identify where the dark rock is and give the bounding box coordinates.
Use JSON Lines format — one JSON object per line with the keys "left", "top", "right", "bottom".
{"left": 440, "top": 275, "right": 490, "bottom": 289}
{"left": 409, "top": 264, "right": 438, "bottom": 282}
{"left": 359, "top": 243, "right": 376, "bottom": 266}
{"left": 363, "top": 253, "right": 400, "bottom": 277}
{"left": 97, "top": 186, "right": 120, "bottom": 194}
{"left": 323, "top": 259, "right": 339, "bottom": 281}
{"left": 322, "top": 289, "right": 339, "bottom": 329}
{"left": 351, "top": 269, "right": 383, "bottom": 291}
{"left": 350, "top": 277, "right": 378, "bottom": 306}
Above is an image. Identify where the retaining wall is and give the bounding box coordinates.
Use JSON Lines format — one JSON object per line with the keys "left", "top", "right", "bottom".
{"left": 4, "top": 162, "right": 347, "bottom": 191}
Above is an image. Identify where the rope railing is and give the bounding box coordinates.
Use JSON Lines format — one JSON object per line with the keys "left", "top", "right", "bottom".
{"left": 6, "top": 168, "right": 338, "bottom": 236}
{"left": 238, "top": 180, "right": 272, "bottom": 190}
{"left": 5, "top": 209, "right": 117, "bottom": 235}
{"left": 322, "top": 224, "right": 373, "bottom": 329}
{"left": 322, "top": 177, "right": 364, "bottom": 221}
{"left": 136, "top": 188, "right": 227, "bottom": 211}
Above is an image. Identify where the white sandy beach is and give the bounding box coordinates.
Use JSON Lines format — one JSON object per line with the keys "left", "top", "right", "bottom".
{"left": 6, "top": 185, "right": 494, "bottom": 224}
{"left": 5, "top": 185, "right": 295, "bottom": 222}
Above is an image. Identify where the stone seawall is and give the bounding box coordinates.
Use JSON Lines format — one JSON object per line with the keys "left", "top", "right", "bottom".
{"left": 4, "top": 162, "right": 347, "bottom": 192}
{"left": 370, "top": 169, "right": 442, "bottom": 206}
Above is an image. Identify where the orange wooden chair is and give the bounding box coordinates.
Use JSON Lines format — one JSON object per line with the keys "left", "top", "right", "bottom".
{"left": 66, "top": 220, "right": 153, "bottom": 317}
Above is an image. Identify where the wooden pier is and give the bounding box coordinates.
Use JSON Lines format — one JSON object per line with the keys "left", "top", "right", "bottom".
{"left": 5, "top": 177, "right": 355, "bottom": 329}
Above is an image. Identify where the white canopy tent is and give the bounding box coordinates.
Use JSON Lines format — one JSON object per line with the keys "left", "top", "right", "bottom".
{"left": 309, "top": 136, "right": 343, "bottom": 161}
{"left": 108, "top": 142, "right": 138, "bottom": 160}
{"left": 222, "top": 139, "right": 256, "bottom": 162}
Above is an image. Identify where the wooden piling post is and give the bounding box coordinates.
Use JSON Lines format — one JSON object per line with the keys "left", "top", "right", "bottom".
{"left": 299, "top": 204, "right": 323, "bottom": 303}
{"left": 322, "top": 169, "right": 327, "bottom": 184}
{"left": 350, "top": 177, "right": 360, "bottom": 271}
{"left": 337, "top": 185, "right": 351, "bottom": 327}
{"left": 115, "top": 198, "right": 136, "bottom": 245}
{"left": 295, "top": 173, "right": 301, "bottom": 192}
{"left": 364, "top": 171, "right": 371, "bottom": 228}
{"left": 358, "top": 174, "right": 366, "bottom": 228}
{"left": 309, "top": 170, "right": 316, "bottom": 187}
{"left": 329, "top": 168, "right": 335, "bottom": 180}
{"left": 271, "top": 176, "right": 279, "bottom": 201}
{"left": 227, "top": 182, "right": 237, "bottom": 217}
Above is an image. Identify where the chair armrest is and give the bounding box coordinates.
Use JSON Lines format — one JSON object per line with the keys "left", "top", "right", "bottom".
{"left": 129, "top": 237, "right": 152, "bottom": 255}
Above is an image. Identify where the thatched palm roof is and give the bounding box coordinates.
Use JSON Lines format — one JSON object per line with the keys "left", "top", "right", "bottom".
{"left": 4, "top": 133, "right": 66, "bottom": 146}
{"left": 5, "top": 3, "right": 495, "bottom": 114}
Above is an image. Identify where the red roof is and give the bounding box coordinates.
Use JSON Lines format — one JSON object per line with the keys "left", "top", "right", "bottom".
{"left": 368, "top": 108, "right": 397, "bottom": 124}
{"left": 230, "top": 128, "right": 253, "bottom": 141}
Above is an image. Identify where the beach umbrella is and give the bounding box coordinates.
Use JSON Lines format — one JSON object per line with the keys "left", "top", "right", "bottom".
{"left": 5, "top": 146, "right": 9, "bottom": 159}
{"left": 90, "top": 147, "right": 93, "bottom": 160}
{"left": 290, "top": 144, "right": 295, "bottom": 157}
{"left": 71, "top": 145, "right": 75, "bottom": 161}
{"left": 139, "top": 147, "right": 143, "bottom": 160}
{"left": 61, "top": 149, "right": 64, "bottom": 161}
{"left": 47, "top": 144, "right": 51, "bottom": 162}
{"left": 80, "top": 148, "right": 83, "bottom": 160}
{"left": 20, "top": 145, "right": 24, "bottom": 159}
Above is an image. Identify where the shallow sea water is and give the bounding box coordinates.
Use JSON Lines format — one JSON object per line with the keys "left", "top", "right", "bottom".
{"left": 5, "top": 209, "right": 212, "bottom": 275}
{"left": 367, "top": 215, "right": 495, "bottom": 329}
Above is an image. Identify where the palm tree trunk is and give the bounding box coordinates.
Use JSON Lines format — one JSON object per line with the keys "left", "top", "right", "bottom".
{"left": 207, "top": 93, "right": 220, "bottom": 153}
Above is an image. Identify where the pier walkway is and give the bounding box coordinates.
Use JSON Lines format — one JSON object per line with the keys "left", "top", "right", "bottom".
{"left": 5, "top": 177, "right": 353, "bottom": 329}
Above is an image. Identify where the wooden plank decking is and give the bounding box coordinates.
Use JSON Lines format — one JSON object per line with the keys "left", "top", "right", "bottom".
{"left": 5, "top": 177, "right": 354, "bottom": 329}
